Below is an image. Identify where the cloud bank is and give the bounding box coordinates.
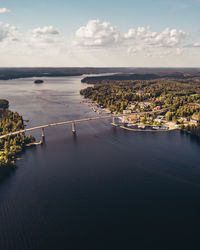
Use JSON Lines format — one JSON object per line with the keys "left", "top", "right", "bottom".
{"left": 74, "top": 20, "right": 188, "bottom": 50}
{"left": 124, "top": 27, "right": 188, "bottom": 47}
{"left": 0, "top": 19, "right": 199, "bottom": 67}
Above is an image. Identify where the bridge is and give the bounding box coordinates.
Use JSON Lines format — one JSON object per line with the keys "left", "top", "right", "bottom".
{"left": 0, "top": 109, "right": 167, "bottom": 140}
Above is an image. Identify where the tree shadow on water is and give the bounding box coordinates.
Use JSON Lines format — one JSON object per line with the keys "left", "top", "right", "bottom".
{"left": 0, "top": 167, "right": 15, "bottom": 186}
{"left": 180, "top": 130, "right": 200, "bottom": 147}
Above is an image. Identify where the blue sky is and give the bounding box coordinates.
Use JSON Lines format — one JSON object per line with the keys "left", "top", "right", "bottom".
{"left": 1, "top": 0, "right": 200, "bottom": 32}
{"left": 0, "top": 0, "right": 200, "bottom": 66}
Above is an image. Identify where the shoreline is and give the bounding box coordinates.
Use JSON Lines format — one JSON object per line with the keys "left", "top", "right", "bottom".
{"left": 83, "top": 99, "right": 176, "bottom": 132}
{"left": 26, "top": 140, "right": 43, "bottom": 147}
{"left": 119, "top": 125, "right": 177, "bottom": 132}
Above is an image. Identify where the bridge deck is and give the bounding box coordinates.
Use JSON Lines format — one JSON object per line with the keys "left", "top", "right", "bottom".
{"left": 0, "top": 109, "right": 167, "bottom": 139}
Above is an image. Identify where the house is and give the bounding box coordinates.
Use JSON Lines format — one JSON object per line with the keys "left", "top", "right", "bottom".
{"left": 153, "top": 106, "right": 161, "bottom": 112}
{"left": 154, "top": 118, "right": 162, "bottom": 124}
{"left": 180, "top": 117, "right": 192, "bottom": 123}
{"left": 190, "top": 119, "right": 198, "bottom": 125}
{"left": 180, "top": 117, "right": 188, "bottom": 123}
{"left": 136, "top": 90, "right": 145, "bottom": 96}
{"left": 123, "top": 110, "right": 131, "bottom": 114}
{"left": 127, "top": 115, "right": 139, "bottom": 122}
{"left": 190, "top": 114, "right": 200, "bottom": 124}
{"left": 139, "top": 102, "right": 151, "bottom": 109}
{"left": 128, "top": 103, "right": 136, "bottom": 110}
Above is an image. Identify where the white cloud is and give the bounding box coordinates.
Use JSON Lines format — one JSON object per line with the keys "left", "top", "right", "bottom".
{"left": 149, "top": 28, "right": 188, "bottom": 47}
{"left": 0, "top": 8, "right": 11, "bottom": 14}
{"left": 184, "top": 42, "right": 200, "bottom": 48}
{"left": 0, "top": 23, "right": 63, "bottom": 57}
{"left": 0, "top": 22, "right": 18, "bottom": 43}
{"left": 124, "top": 27, "right": 188, "bottom": 47}
{"left": 193, "top": 42, "right": 200, "bottom": 47}
{"left": 74, "top": 19, "right": 121, "bottom": 46}
{"left": 124, "top": 26, "right": 156, "bottom": 40}
{"left": 30, "top": 26, "right": 59, "bottom": 37}
{"left": 26, "top": 26, "right": 62, "bottom": 50}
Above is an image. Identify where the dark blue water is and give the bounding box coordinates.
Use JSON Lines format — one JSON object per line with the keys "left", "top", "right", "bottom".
{"left": 0, "top": 76, "right": 200, "bottom": 249}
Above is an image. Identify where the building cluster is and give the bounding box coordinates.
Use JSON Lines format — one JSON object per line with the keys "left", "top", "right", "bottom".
{"left": 124, "top": 100, "right": 200, "bottom": 127}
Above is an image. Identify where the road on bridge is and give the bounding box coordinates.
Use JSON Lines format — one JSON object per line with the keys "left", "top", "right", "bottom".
{"left": 0, "top": 109, "right": 168, "bottom": 139}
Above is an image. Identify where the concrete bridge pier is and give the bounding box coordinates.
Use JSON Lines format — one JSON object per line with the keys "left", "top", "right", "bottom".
{"left": 72, "top": 122, "right": 76, "bottom": 134}
{"left": 41, "top": 128, "right": 45, "bottom": 138}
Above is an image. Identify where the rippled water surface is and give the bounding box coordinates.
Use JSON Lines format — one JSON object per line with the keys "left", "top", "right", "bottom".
{"left": 0, "top": 76, "right": 200, "bottom": 250}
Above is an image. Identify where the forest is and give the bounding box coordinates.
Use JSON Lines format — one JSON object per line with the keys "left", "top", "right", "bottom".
{"left": 0, "top": 100, "right": 35, "bottom": 167}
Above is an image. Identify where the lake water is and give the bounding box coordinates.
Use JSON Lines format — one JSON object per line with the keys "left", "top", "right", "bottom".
{"left": 0, "top": 76, "right": 200, "bottom": 250}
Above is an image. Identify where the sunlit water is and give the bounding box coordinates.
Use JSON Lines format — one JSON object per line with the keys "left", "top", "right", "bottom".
{"left": 0, "top": 76, "right": 200, "bottom": 249}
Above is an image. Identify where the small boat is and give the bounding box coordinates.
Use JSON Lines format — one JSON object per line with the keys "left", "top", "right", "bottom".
{"left": 152, "top": 126, "right": 168, "bottom": 130}
{"left": 138, "top": 125, "right": 145, "bottom": 129}
{"left": 152, "top": 126, "right": 161, "bottom": 130}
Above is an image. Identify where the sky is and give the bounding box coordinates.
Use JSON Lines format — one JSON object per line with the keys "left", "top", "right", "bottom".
{"left": 0, "top": 0, "right": 200, "bottom": 67}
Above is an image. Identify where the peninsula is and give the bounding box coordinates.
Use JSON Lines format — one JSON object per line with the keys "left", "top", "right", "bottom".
{"left": 0, "top": 100, "right": 35, "bottom": 167}
{"left": 80, "top": 73, "right": 200, "bottom": 136}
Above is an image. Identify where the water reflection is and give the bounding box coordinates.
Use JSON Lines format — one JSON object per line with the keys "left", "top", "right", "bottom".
{"left": 0, "top": 167, "right": 15, "bottom": 186}
{"left": 72, "top": 133, "right": 78, "bottom": 146}
{"left": 180, "top": 130, "right": 200, "bottom": 147}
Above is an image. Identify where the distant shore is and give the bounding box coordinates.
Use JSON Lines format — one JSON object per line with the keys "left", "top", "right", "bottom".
{"left": 1, "top": 67, "right": 200, "bottom": 81}
{"left": 0, "top": 73, "right": 82, "bottom": 81}
{"left": 0, "top": 67, "right": 133, "bottom": 81}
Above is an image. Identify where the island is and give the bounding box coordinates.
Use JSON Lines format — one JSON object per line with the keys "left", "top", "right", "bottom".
{"left": 34, "top": 79, "right": 44, "bottom": 84}
{"left": 80, "top": 73, "right": 200, "bottom": 137}
{"left": 0, "top": 100, "right": 35, "bottom": 167}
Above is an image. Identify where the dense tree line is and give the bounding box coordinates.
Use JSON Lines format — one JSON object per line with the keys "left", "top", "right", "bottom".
{"left": 81, "top": 72, "right": 200, "bottom": 84}
{"left": 80, "top": 78, "right": 200, "bottom": 115}
{"left": 0, "top": 101, "right": 35, "bottom": 167}
{"left": 0, "top": 99, "right": 9, "bottom": 109}
{"left": 181, "top": 124, "right": 200, "bottom": 137}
